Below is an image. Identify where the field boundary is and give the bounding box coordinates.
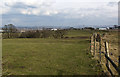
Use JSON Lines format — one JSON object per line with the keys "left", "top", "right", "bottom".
{"left": 90, "top": 33, "right": 120, "bottom": 76}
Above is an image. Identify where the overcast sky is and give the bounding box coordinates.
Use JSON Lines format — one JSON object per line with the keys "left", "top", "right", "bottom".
{"left": 0, "top": 0, "right": 119, "bottom": 27}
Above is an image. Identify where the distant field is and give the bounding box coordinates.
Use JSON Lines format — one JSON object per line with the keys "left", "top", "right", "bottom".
{"left": 2, "top": 30, "right": 101, "bottom": 75}
{"left": 65, "top": 30, "right": 93, "bottom": 37}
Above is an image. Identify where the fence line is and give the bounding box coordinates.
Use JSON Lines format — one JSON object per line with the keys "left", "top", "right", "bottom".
{"left": 90, "top": 33, "right": 120, "bottom": 76}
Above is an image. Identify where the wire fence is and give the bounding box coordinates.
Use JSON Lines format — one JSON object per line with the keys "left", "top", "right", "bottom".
{"left": 90, "top": 33, "right": 120, "bottom": 76}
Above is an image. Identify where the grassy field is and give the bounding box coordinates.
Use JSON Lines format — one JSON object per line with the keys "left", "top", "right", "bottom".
{"left": 2, "top": 30, "right": 101, "bottom": 75}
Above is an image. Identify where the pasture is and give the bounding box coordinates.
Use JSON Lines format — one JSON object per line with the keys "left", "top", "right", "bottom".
{"left": 2, "top": 30, "right": 102, "bottom": 75}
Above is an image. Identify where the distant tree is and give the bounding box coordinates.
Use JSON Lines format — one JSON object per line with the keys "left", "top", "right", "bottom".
{"left": 20, "top": 30, "right": 40, "bottom": 38}
{"left": 2, "top": 24, "right": 17, "bottom": 33}
{"left": 118, "top": 26, "right": 120, "bottom": 29}
{"left": 114, "top": 25, "right": 118, "bottom": 28}
{"left": 84, "top": 27, "right": 94, "bottom": 30}
{"left": 2, "top": 24, "right": 18, "bottom": 38}
{"left": 34, "top": 30, "right": 41, "bottom": 38}
{"left": 53, "top": 30, "right": 66, "bottom": 38}
{"left": 69, "top": 27, "right": 75, "bottom": 30}
{"left": 41, "top": 30, "right": 52, "bottom": 38}
{"left": 96, "top": 28, "right": 99, "bottom": 30}
{"left": 19, "top": 30, "right": 52, "bottom": 38}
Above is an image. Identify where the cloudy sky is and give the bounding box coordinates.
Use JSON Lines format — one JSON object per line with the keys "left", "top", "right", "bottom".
{"left": 0, "top": 0, "right": 119, "bottom": 27}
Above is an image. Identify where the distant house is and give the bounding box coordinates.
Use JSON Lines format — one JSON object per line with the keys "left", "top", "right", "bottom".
{"left": 20, "top": 30, "right": 26, "bottom": 33}
{"left": 51, "top": 28, "right": 57, "bottom": 31}
{"left": 18, "top": 29, "right": 26, "bottom": 33}
{"left": 98, "top": 27, "right": 107, "bottom": 30}
{"left": 0, "top": 30, "right": 3, "bottom": 33}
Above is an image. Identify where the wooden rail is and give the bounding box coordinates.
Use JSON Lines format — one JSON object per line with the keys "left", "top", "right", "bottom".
{"left": 104, "top": 53, "right": 120, "bottom": 75}
{"left": 90, "top": 33, "right": 120, "bottom": 76}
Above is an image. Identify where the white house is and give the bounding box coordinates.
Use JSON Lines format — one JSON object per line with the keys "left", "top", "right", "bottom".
{"left": 0, "top": 30, "right": 3, "bottom": 33}
{"left": 98, "top": 28, "right": 107, "bottom": 30}
{"left": 51, "top": 28, "right": 58, "bottom": 31}
{"left": 20, "top": 30, "right": 26, "bottom": 33}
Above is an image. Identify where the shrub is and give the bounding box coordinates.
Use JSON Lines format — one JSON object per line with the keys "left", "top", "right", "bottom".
{"left": 53, "top": 30, "right": 66, "bottom": 38}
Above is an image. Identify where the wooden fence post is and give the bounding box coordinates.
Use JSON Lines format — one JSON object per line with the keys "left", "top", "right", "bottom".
{"left": 93, "top": 33, "right": 96, "bottom": 57}
{"left": 105, "top": 42, "right": 110, "bottom": 68}
{"left": 90, "top": 35, "right": 94, "bottom": 55}
{"left": 118, "top": 56, "right": 120, "bottom": 75}
{"left": 99, "top": 35, "right": 102, "bottom": 63}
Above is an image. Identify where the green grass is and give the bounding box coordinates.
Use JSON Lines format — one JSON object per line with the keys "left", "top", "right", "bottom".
{"left": 65, "top": 30, "right": 93, "bottom": 37}
{"left": 2, "top": 30, "right": 101, "bottom": 75}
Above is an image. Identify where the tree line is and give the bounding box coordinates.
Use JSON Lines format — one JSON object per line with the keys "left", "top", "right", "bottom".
{"left": 2, "top": 24, "right": 66, "bottom": 39}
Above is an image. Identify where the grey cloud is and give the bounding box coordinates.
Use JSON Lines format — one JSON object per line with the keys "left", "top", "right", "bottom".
{"left": 2, "top": 1, "right": 117, "bottom": 27}
{"left": 2, "top": 13, "right": 117, "bottom": 27}
{"left": 12, "top": 2, "right": 37, "bottom": 9}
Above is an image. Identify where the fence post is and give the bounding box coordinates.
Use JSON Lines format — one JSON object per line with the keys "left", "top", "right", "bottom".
{"left": 105, "top": 42, "right": 110, "bottom": 68}
{"left": 93, "top": 33, "right": 96, "bottom": 57}
{"left": 118, "top": 56, "right": 120, "bottom": 75}
{"left": 90, "top": 35, "right": 94, "bottom": 55}
{"left": 99, "top": 35, "right": 102, "bottom": 63}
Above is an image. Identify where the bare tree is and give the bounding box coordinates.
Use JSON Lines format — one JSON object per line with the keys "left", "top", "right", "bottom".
{"left": 53, "top": 30, "right": 66, "bottom": 38}
{"left": 2, "top": 24, "right": 18, "bottom": 38}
